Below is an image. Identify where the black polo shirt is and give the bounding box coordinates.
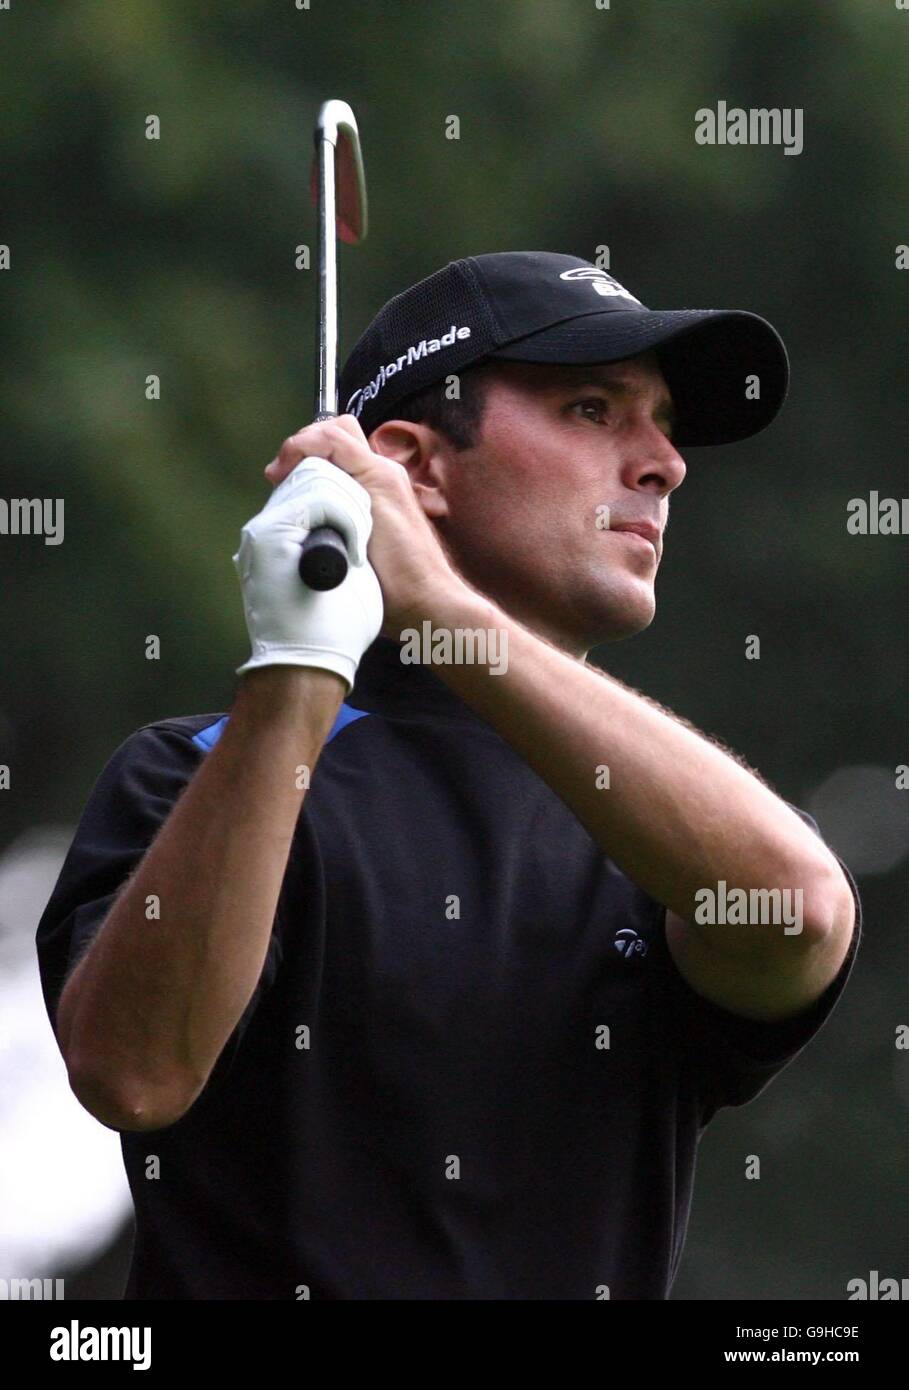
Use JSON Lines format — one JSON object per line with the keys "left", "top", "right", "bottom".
{"left": 36, "top": 637, "right": 862, "bottom": 1300}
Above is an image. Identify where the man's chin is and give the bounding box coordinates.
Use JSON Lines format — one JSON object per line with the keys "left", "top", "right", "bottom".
{"left": 585, "top": 591, "right": 656, "bottom": 647}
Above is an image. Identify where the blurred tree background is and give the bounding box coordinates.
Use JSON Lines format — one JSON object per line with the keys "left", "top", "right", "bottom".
{"left": 1, "top": 0, "right": 907, "bottom": 1299}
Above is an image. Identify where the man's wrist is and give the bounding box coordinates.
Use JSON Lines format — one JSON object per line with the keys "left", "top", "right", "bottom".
{"left": 232, "top": 664, "right": 346, "bottom": 732}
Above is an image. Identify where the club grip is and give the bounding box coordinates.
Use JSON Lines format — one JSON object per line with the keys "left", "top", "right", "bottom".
{"left": 298, "top": 525, "right": 350, "bottom": 591}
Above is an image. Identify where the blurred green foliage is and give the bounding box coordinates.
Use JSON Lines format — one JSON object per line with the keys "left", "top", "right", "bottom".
{"left": 1, "top": 0, "right": 906, "bottom": 1299}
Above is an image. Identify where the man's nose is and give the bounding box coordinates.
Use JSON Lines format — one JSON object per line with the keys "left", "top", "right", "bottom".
{"left": 624, "top": 426, "right": 687, "bottom": 495}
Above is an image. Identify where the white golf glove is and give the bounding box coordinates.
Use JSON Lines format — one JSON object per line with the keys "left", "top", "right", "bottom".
{"left": 233, "top": 456, "right": 384, "bottom": 693}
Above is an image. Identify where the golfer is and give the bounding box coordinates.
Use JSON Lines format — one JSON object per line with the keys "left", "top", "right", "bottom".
{"left": 37, "top": 251, "right": 861, "bottom": 1300}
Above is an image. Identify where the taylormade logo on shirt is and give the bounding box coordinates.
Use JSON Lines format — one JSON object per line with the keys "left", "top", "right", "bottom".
{"left": 345, "top": 325, "right": 472, "bottom": 417}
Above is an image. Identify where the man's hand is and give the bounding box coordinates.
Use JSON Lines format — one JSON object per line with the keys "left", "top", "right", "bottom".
{"left": 264, "top": 415, "right": 466, "bottom": 638}
{"left": 234, "top": 453, "right": 383, "bottom": 693}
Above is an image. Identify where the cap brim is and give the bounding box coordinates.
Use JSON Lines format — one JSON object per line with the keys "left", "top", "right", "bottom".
{"left": 487, "top": 308, "right": 789, "bottom": 446}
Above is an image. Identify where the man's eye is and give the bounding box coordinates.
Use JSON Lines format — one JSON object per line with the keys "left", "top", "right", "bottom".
{"left": 571, "top": 397, "right": 610, "bottom": 423}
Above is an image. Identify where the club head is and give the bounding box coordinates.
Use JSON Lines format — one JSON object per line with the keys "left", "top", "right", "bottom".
{"left": 309, "top": 99, "right": 368, "bottom": 245}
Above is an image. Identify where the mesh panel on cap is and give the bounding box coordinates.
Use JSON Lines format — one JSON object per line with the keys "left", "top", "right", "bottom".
{"left": 339, "top": 259, "right": 502, "bottom": 434}
{"left": 380, "top": 263, "right": 468, "bottom": 350}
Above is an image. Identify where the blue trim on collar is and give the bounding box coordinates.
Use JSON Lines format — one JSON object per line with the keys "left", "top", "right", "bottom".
{"left": 192, "top": 716, "right": 229, "bottom": 752}
{"left": 191, "top": 705, "right": 370, "bottom": 753}
{"left": 327, "top": 704, "right": 370, "bottom": 740}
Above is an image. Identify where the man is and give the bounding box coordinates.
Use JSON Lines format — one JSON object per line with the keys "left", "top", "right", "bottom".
{"left": 37, "top": 251, "right": 861, "bottom": 1300}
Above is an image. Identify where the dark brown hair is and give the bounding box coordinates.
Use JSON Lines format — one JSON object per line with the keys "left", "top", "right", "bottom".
{"left": 381, "top": 360, "right": 502, "bottom": 451}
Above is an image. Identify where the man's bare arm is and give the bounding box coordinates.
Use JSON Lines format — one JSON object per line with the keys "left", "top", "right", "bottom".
{"left": 428, "top": 585, "right": 855, "bottom": 1019}
{"left": 57, "top": 667, "right": 344, "bottom": 1133}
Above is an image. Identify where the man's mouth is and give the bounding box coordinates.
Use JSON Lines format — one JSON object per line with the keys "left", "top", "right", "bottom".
{"left": 611, "top": 520, "right": 660, "bottom": 556}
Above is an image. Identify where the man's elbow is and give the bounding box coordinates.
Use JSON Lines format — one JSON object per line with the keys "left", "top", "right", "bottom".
{"left": 801, "top": 857, "right": 856, "bottom": 948}
{"left": 66, "top": 1057, "right": 197, "bottom": 1133}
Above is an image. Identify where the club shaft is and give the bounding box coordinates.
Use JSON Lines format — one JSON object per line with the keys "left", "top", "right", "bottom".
{"left": 316, "top": 135, "right": 339, "bottom": 419}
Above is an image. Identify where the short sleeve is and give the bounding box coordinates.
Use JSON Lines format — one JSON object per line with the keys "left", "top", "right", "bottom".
{"left": 35, "top": 722, "right": 282, "bottom": 1099}
{"left": 665, "top": 803, "right": 862, "bottom": 1124}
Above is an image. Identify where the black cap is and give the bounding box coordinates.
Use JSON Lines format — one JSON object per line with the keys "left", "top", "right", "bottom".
{"left": 338, "top": 251, "right": 788, "bottom": 447}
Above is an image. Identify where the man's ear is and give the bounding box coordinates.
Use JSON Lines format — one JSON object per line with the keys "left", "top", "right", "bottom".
{"left": 368, "top": 420, "right": 450, "bottom": 520}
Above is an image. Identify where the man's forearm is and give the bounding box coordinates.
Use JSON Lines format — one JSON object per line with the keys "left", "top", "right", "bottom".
{"left": 428, "top": 585, "right": 845, "bottom": 945}
{"left": 59, "top": 666, "right": 345, "bottom": 1131}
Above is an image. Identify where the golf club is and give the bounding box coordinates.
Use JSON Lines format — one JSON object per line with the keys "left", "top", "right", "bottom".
{"left": 298, "top": 99, "right": 369, "bottom": 591}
